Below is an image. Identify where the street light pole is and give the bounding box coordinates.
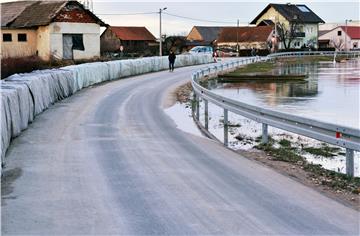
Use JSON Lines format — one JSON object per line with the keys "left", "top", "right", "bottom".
{"left": 159, "top": 7, "right": 167, "bottom": 56}
{"left": 236, "top": 19, "right": 239, "bottom": 56}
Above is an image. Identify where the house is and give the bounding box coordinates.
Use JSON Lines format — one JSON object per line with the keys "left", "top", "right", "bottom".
{"left": 186, "top": 26, "right": 225, "bottom": 48}
{"left": 100, "top": 26, "right": 157, "bottom": 54}
{"left": 250, "top": 3, "right": 325, "bottom": 49}
{"left": 318, "top": 26, "right": 360, "bottom": 50}
{"left": 216, "top": 26, "right": 273, "bottom": 50}
{"left": 1, "top": 0, "right": 106, "bottom": 60}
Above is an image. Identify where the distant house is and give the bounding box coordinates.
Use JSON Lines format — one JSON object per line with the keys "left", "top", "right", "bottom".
{"left": 250, "top": 3, "right": 325, "bottom": 49}
{"left": 216, "top": 26, "right": 273, "bottom": 50}
{"left": 100, "top": 26, "right": 157, "bottom": 54}
{"left": 186, "top": 26, "right": 225, "bottom": 47}
{"left": 1, "top": 0, "right": 106, "bottom": 60}
{"left": 318, "top": 26, "right": 360, "bottom": 50}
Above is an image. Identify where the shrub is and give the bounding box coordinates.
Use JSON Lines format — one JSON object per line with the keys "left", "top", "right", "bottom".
{"left": 1, "top": 56, "right": 48, "bottom": 79}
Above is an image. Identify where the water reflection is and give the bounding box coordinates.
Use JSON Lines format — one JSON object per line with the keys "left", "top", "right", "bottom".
{"left": 208, "top": 59, "right": 360, "bottom": 128}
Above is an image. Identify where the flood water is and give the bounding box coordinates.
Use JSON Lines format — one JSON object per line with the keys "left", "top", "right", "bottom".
{"left": 209, "top": 59, "right": 360, "bottom": 129}
{"left": 165, "top": 59, "right": 360, "bottom": 175}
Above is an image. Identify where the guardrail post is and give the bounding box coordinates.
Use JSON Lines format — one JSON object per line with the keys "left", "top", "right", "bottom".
{"left": 192, "top": 92, "right": 196, "bottom": 118}
{"left": 224, "top": 108, "right": 228, "bottom": 146}
{"left": 261, "top": 123, "right": 268, "bottom": 144}
{"left": 196, "top": 96, "right": 200, "bottom": 121}
{"left": 204, "top": 99, "right": 209, "bottom": 130}
{"left": 346, "top": 148, "right": 354, "bottom": 177}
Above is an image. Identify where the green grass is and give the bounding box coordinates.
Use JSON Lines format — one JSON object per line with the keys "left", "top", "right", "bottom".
{"left": 255, "top": 143, "right": 304, "bottom": 163}
{"left": 226, "top": 62, "right": 275, "bottom": 76}
{"left": 278, "top": 55, "right": 349, "bottom": 64}
{"left": 302, "top": 145, "right": 341, "bottom": 157}
{"left": 278, "top": 139, "right": 291, "bottom": 148}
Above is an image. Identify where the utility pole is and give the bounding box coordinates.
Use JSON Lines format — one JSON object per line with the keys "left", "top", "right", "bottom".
{"left": 236, "top": 19, "right": 239, "bottom": 56}
{"left": 159, "top": 7, "right": 167, "bottom": 56}
{"left": 345, "top": 19, "right": 352, "bottom": 51}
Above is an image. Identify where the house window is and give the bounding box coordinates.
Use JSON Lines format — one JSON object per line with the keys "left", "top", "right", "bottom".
{"left": 3, "top": 33, "right": 12, "bottom": 42}
{"left": 338, "top": 31, "right": 342, "bottom": 36}
{"left": 18, "top": 33, "right": 27, "bottom": 42}
{"left": 297, "top": 6, "right": 310, "bottom": 12}
{"left": 354, "top": 42, "right": 358, "bottom": 48}
{"left": 71, "top": 34, "right": 84, "bottom": 50}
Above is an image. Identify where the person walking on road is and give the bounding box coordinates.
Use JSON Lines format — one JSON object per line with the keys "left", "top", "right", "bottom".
{"left": 168, "top": 50, "right": 176, "bottom": 72}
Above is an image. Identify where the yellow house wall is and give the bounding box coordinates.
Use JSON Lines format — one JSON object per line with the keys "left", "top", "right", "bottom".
{"left": 256, "top": 7, "right": 289, "bottom": 26}
{"left": 186, "top": 28, "right": 203, "bottom": 41}
{"left": 1, "top": 29, "right": 37, "bottom": 58}
{"left": 36, "top": 26, "right": 51, "bottom": 60}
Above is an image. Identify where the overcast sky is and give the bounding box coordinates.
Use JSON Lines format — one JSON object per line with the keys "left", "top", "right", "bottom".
{"left": 92, "top": 0, "right": 359, "bottom": 36}
{"left": 1, "top": 0, "right": 359, "bottom": 36}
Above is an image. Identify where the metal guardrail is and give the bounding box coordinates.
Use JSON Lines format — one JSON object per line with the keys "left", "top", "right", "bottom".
{"left": 191, "top": 51, "right": 360, "bottom": 176}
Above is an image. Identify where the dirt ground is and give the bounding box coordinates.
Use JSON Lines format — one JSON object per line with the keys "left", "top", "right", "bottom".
{"left": 238, "top": 150, "right": 359, "bottom": 210}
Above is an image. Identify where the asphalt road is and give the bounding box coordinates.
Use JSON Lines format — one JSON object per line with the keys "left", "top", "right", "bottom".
{"left": 2, "top": 64, "right": 359, "bottom": 235}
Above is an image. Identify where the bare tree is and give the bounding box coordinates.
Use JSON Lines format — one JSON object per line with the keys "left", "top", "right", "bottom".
{"left": 330, "top": 38, "right": 344, "bottom": 51}
{"left": 164, "top": 36, "right": 187, "bottom": 54}
{"left": 276, "top": 20, "right": 302, "bottom": 50}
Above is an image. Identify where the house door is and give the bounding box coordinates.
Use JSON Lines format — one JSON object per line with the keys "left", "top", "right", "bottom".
{"left": 63, "top": 34, "right": 73, "bottom": 60}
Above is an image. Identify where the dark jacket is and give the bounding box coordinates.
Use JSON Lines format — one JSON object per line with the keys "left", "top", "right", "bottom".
{"left": 168, "top": 53, "right": 176, "bottom": 63}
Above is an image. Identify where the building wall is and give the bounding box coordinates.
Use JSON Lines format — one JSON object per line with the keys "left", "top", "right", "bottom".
{"left": 217, "top": 41, "right": 268, "bottom": 50}
{"left": 255, "top": 7, "right": 288, "bottom": 26}
{"left": 49, "top": 22, "right": 101, "bottom": 60}
{"left": 36, "top": 26, "right": 51, "bottom": 60}
{"left": 1, "top": 29, "right": 37, "bottom": 58}
{"left": 256, "top": 7, "right": 320, "bottom": 49}
{"left": 319, "top": 27, "right": 360, "bottom": 50}
{"left": 100, "top": 28, "right": 121, "bottom": 53}
{"left": 186, "top": 28, "right": 203, "bottom": 41}
{"left": 291, "top": 23, "right": 319, "bottom": 49}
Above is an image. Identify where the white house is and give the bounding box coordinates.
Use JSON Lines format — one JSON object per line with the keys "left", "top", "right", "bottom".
{"left": 250, "top": 3, "right": 325, "bottom": 50}
{"left": 1, "top": 0, "right": 106, "bottom": 60}
{"left": 319, "top": 26, "right": 360, "bottom": 50}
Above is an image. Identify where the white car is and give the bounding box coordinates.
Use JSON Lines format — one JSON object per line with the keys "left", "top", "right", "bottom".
{"left": 189, "top": 46, "right": 214, "bottom": 55}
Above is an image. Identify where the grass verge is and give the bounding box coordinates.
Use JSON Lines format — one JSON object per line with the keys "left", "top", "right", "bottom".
{"left": 254, "top": 137, "right": 360, "bottom": 194}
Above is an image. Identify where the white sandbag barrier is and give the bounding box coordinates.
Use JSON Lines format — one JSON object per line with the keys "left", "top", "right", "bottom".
{"left": 0, "top": 54, "right": 213, "bottom": 170}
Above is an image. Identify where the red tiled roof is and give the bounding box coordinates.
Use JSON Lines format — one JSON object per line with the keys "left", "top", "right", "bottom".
{"left": 109, "top": 26, "right": 156, "bottom": 41}
{"left": 217, "top": 26, "right": 273, "bottom": 43}
{"left": 340, "top": 26, "right": 360, "bottom": 39}
{"left": 1, "top": 1, "right": 106, "bottom": 28}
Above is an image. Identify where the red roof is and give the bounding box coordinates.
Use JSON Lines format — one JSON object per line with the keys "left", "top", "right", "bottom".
{"left": 340, "top": 26, "right": 360, "bottom": 39}
{"left": 217, "top": 26, "right": 273, "bottom": 43}
{"left": 109, "top": 26, "right": 156, "bottom": 41}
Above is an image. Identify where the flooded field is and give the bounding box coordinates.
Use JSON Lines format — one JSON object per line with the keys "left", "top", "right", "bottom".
{"left": 166, "top": 59, "right": 360, "bottom": 176}
{"left": 210, "top": 59, "right": 360, "bottom": 129}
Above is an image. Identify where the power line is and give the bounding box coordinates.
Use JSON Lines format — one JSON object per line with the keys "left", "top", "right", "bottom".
{"left": 95, "top": 11, "right": 249, "bottom": 25}
{"left": 163, "top": 12, "right": 237, "bottom": 24}
{"left": 96, "top": 12, "right": 157, "bottom": 16}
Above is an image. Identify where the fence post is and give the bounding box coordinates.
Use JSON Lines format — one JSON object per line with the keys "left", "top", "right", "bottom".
{"left": 204, "top": 99, "right": 209, "bottom": 130}
{"left": 224, "top": 108, "right": 228, "bottom": 146}
{"left": 262, "top": 123, "right": 268, "bottom": 144}
{"left": 346, "top": 148, "right": 354, "bottom": 177}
